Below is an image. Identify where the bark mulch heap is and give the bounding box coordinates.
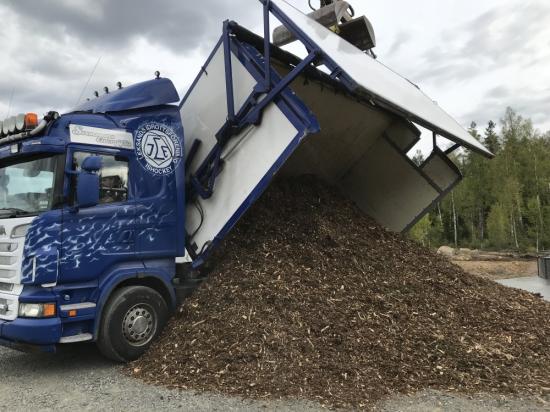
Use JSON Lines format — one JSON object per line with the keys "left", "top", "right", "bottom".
{"left": 130, "top": 177, "right": 550, "bottom": 409}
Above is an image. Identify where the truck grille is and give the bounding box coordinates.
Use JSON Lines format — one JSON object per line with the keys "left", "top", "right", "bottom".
{"left": 0, "top": 242, "right": 17, "bottom": 253}
{"left": 0, "top": 227, "right": 27, "bottom": 284}
{"left": 0, "top": 269, "right": 17, "bottom": 279}
{"left": 0, "top": 239, "right": 20, "bottom": 283}
{"left": 0, "top": 217, "right": 35, "bottom": 319}
{"left": 0, "top": 256, "right": 16, "bottom": 265}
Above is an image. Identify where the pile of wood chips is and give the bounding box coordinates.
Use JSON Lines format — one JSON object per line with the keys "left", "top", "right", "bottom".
{"left": 130, "top": 177, "right": 550, "bottom": 409}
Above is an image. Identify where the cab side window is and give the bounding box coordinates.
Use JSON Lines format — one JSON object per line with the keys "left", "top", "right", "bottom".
{"left": 72, "top": 152, "right": 129, "bottom": 205}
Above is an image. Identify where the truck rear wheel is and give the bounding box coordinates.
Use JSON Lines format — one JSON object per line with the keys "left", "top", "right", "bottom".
{"left": 97, "top": 286, "right": 169, "bottom": 362}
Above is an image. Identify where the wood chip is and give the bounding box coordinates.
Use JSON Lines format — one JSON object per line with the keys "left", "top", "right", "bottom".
{"left": 128, "top": 177, "right": 550, "bottom": 410}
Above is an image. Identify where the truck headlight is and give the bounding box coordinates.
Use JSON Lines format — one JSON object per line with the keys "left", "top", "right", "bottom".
{"left": 11, "top": 224, "right": 31, "bottom": 238}
{"left": 18, "top": 303, "right": 56, "bottom": 318}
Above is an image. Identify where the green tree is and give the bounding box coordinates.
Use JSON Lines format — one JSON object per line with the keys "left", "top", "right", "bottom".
{"left": 487, "top": 204, "right": 508, "bottom": 249}
{"left": 484, "top": 120, "right": 500, "bottom": 154}
{"left": 410, "top": 215, "right": 431, "bottom": 247}
{"left": 412, "top": 149, "right": 424, "bottom": 167}
{"left": 409, "top": 107, "right": 550, "bottom": 252}
{"left": 525, "top": 197, "right": 543, "bottom": 252}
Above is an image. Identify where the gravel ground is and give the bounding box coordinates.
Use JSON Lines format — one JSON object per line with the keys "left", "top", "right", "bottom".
{"left": 1, "top": 345, "right": 548, "bottom": 411}
{"left": 376, "top": 390, "right": 549, "bottom": 412}
{"left": 0, "top": 345, "right": 320, "bottom": 412}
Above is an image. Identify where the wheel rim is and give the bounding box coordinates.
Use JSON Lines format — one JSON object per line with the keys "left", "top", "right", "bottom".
{"left": 122, "top": 303, "right": 157, "bottom": 347}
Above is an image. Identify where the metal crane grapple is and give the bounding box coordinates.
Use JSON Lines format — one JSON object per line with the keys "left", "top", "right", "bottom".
{"left": 273, "top": 0, "right": 376, "bottom": 54}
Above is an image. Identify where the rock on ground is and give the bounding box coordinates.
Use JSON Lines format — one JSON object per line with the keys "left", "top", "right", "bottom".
{"left": 437, "top": 246, "right": 456, "bottom": 258}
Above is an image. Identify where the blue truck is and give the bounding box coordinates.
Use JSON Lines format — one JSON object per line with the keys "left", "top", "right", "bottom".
{"left": 0, "top": 0, "right": 491, "bottom": 361}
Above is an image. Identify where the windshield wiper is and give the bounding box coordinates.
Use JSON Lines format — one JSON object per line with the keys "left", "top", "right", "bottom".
{"left": 0, "top": 208, "right": 31, "bottom": 217}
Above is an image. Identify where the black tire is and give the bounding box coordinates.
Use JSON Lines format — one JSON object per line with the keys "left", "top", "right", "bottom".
{"left": 97, "top": 286, "right": 169, "bottom": 362}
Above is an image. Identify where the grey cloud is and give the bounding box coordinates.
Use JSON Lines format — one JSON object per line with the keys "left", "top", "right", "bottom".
{"left": 0, "top": 73, "right": 89, "bottom": 115}
{"left": 387, "top": 31, "right": 410, "bottom": 55}
{"left": 486, "top": 86, "right": 509, "bottom": 99}
{"left": 524, "top": 52, "right": 550, "bottom": 69}
{"left": 462, "top": 4, "right": 549, "bottom": 62}
{"left": 3, "top": 0, "right": 258, "bottom": 53}
{"left": 412, "top": 62, "right": 480, "bottom": 85}
{"left": 0, "top": 0, "right": 262, "bottom": 116}
{"left": 412, "top": 2, "right": 550, "bottom": 85}
{"left": 459, "top": 86, "right": 550, "bottom": 132}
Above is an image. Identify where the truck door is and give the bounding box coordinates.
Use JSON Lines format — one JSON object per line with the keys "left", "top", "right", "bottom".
{"left": 60, "top": 148, "right": 135, "bottom": 284}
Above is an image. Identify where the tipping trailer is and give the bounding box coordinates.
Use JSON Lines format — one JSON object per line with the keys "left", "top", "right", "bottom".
{"left": 0, "top": 0, "right": 491, "bottom": 361}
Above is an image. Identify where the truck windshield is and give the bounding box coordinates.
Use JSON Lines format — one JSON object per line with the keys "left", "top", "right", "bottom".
{"left": 0, "top": 155, "right": 61, "bottom": 217}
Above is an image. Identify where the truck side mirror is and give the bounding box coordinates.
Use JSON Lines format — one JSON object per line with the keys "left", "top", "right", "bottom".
{"left": 77, "top": 156, "right": 101, "bottom": 208}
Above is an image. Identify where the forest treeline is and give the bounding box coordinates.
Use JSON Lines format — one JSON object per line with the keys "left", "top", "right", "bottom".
{"left": 410, "top": 108, "right": 550, "bottom": 252}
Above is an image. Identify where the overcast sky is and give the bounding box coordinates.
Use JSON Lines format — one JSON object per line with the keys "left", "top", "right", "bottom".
{"left": 1, "top": 0, "right": 549, "bottom": 153}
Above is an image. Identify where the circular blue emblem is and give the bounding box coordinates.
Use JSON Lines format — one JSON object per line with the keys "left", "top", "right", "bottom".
{"left": 135, "top": 123, "right": 182, "bottom": 175}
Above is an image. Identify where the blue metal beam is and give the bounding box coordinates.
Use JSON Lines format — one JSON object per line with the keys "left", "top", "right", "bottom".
{"left": 222, "top": 20, "right": 236, "bottom": 122}
{"left": 263, "top": 0, "right": 272, "bottom": 91}
{"left": 239, "top": 50, "right": 318, "bottom": 127}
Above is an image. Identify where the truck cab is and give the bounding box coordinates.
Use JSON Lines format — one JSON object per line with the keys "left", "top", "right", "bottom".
{"left": 0, "top": 78, "right": 187, "bottom": 361}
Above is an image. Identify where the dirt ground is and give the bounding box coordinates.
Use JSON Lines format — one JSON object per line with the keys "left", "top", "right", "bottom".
{"left": 452, "top": 259, "right": 538, "bottom": 281}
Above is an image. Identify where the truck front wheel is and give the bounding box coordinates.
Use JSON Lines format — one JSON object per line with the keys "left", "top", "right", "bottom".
{"left": 97, "top": 286, "right": 169, "bottom": 362}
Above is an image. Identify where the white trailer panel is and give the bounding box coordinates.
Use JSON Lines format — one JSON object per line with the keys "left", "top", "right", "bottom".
{"left": 272, "top": 0, "right": 493, "bottom": 158}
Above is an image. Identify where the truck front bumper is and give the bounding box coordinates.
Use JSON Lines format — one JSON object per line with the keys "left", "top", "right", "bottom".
{"left": 0, "top": 317, "right": 61, "bottom": 352}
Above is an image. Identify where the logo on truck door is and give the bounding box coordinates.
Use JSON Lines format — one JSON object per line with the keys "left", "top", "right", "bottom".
{"left": 135, "top": 123, "right": 182, "bottom": 175}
